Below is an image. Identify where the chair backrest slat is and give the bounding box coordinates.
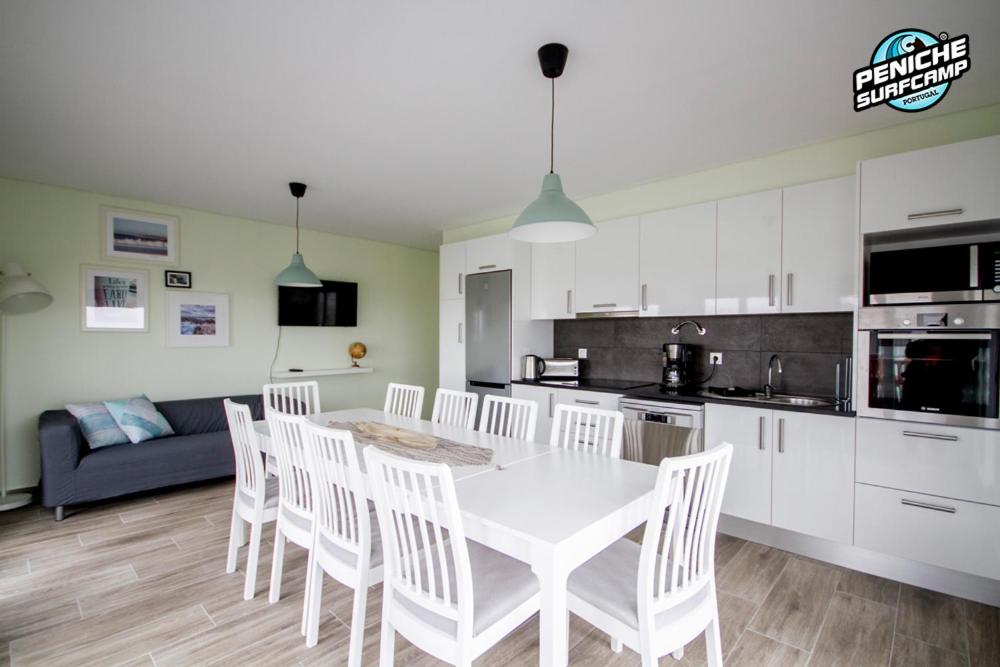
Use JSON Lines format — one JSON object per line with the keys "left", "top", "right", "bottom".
{"left": 478, "top": 395, "right": 538, "bottom": 441}
{"left": 263, "top": 381, "right": 321, "bottom": 417}
{"left": 301, "top": 422, "right": 369, "bottom": 558}
{"left": 384, "top": 383, "right": 425, "bottom": 419}
{"left": 365, "top": 447, "right": 474, "bottom": 637}
{"left": 431, "top": 389, "right": 478, "bottom": 429}
{"left": 550, "top": 404, "right": 624, "bottom": 458}
{"left": 224, "top": 399, "right": 265, "bottom": 500}
{"left": 638, "top": 444, "right": 733, "bottom": 620}
{"left": 267, "top": 411, "right": 314, "bottom": 524}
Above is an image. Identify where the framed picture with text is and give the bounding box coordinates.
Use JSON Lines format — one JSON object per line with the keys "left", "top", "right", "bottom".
{"left": 81, "top": 265, "right": 149, "bottom": 332}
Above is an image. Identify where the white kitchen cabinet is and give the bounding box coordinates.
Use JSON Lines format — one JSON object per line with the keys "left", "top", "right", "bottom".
{"left": 438, "top": 299, "right": 465, "bottom": 392}
{"left": 855, "top": 483, "right": 1000, "bottom": 581}
{"left": 574, "top": 217, "right": 640, "bottom": 314}
{"left": 705, "top": 403, "right": 772, "bottom": 524}
{"left": 770, "top": 411, "right": 855, "bottom": 544}
{"left": 531, "top": 242, "right": 576, "bottom": 320}
{"left": 639, "top": 202, "right": 717, "bottom": 316}
{"left": 465, "top": 233, "right": 515, "bottom": 274}
{"left": 511, "top": 383, "right": 558, "bottom": 444}
{"left": 860, "top": 135, "right": 1000, "bottom": 234}
{"left": 439, "top": 242, "right": 466, "bottom": 300}
{"left": 557, "top": 388, "right": 623, "bottom": 411}
{"left": 716, "top": 189, "right": 782, "bottom": 314}
{"left": 781, "top": 177, "right": 856, "bottom": 312}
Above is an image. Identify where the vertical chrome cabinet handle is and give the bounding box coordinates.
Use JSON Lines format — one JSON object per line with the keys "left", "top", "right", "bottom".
{"left": 757, "top": 416, "right": 765, "bottom": 450}
{"left": 777, "top": 417, "right": 785, "bottom": 453}
{"left": 566, "top": 289, "right": 572, "bottom": 314}
{"left": 786, "top": 273, "right": 793, "bottom": 306}
{"left": 768, "top": 274, "right": 775, "bottom": 307}
{"left": 548, "top": 393, "right": 554, "bottom": 418}
{"left": 458, "top": 273, "right": 463, "bottom": 295}
{"left": 641, "top": 284, "right": 648, "bottom": 311}
{"left": 457, "top": 323, "right": 462, "bottom": 343}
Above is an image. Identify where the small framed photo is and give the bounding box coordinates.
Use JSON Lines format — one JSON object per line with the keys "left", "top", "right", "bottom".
{"left": 81, "top": 265, "right": 149, "bottom": 332}
{"left": 166, "top": 291, "right": 229, "bottom": 347}
{"left": 164, "top": 270, "right": 192, "bottom": 289}
{"left": 101, "top": 207, "right": 179, "bottom": 265}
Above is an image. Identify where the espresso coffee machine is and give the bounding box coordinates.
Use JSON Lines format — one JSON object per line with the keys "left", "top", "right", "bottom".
{"left": 662, "top": 343, "right": 694, "bottom": 389}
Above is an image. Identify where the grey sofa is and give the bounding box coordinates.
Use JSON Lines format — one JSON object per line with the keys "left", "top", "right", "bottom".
{"left": 38, "top": 394, "right": 263, "bottom": 520}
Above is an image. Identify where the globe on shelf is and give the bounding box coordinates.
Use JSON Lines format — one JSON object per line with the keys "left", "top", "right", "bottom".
{"left": 348, "top": 342, "right": 367, "bottom": 368}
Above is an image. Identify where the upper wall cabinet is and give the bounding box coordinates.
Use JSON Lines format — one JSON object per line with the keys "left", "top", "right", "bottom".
{"left": 465, "top": 233, "right": 515, "bottom": 275}
{"left": 439, "top": 242, "right": 466, "bottom": 300}
{"left": 860, "top": 135, "right": 1000, "bottom": 234}
{"left": 575, "top": 216, "right": 640, "bottom": 315}
{"left": 639, "top": 202, "right": 717, "bottom": 317}
{"left": 531, "top": 242, "right": 575, "bottom": 320}
{"left": 782, "top": 176, "right": 856, "bottom": 312}
{"left": 716, "top": 189, "right": 782, "bottom": 314}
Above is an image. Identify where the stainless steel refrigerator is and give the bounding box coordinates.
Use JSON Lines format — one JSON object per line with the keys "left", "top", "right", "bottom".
{"left": 465, "top": 271, "right": 512, "bottom": 414}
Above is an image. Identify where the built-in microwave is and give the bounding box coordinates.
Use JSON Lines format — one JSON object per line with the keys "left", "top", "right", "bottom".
{"left": 858, "top": 304, "right": 1000, "bottom": 429}
{"left": 866, "top": 240, "right": 1000, "bottom": 306}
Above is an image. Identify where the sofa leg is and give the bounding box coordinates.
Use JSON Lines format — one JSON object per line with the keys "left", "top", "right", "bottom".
{"left": 54, "top": 506, "right": 65, "bottom": 521}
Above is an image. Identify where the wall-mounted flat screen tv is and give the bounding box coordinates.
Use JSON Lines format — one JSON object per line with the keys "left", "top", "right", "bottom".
{"left": 278, "top": 280, "right": 358, "bottom": 326}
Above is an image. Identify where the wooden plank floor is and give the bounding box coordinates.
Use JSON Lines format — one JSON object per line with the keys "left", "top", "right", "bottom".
{"left": 1, "top": 479, "right": 996, "bottom": 666}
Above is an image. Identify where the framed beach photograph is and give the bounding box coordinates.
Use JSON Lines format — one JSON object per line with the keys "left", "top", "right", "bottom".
{"left": 101, "top": 207, "right": 179, "bottom": 264}
{"left": 164, "top": 270, "right": 192, "bottom": 289}
{"left": 166, "top": 291, "right": 229, "bottom": 347}
{"left": 81, "top": 265, "right": 149, "bottom": 332}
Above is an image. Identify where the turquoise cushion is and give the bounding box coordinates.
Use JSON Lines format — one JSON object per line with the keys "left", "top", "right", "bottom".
{"left": 104, "top": 395, "right": 175, "bottom": 444}
{"left": 66, "top": 402, "right": 130, "bottom": 449}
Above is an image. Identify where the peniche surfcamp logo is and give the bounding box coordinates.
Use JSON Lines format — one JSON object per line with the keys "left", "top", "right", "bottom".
{"left": 854, "top": 29, "right": 971, "bottom": 113}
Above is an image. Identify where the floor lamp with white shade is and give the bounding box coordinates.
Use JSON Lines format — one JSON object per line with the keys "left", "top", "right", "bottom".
{"left": 0, "top": 263, "right": 53, "bottom": 511}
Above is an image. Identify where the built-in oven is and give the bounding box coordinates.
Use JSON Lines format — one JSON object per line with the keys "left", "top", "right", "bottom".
{"left": 858, "top": 304, "right": 1000, "bottom": 429}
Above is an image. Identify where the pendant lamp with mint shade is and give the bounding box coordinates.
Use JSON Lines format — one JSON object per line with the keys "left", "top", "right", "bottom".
{"left": 510, "top": 43, "right": 596, "bottom": 243}
{"left": 275, "top": 181, "right": 322, "bottom": 287}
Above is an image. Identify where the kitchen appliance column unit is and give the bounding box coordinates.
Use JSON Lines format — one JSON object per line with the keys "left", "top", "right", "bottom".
{"left": 465, "top": 271, "right": 512, "bottom": 404}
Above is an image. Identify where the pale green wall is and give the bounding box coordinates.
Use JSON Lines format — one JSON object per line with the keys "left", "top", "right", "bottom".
{"left": 0, "top": 178, "right": 439, "bottom": 489}
{"left": 443, "top": 103, "right": 1000, "bottom": 243}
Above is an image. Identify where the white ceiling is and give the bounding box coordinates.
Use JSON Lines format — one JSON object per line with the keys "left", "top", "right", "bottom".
{"left": 1, "top": 1, "right": 998, "bottom": 249}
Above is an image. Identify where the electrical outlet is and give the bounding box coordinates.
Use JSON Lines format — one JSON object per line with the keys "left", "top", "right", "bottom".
{"left": 709, "top": 352, "right": 723, "bottom": 366}
{"left": 578, "top": 348, "right": 588, "bottom": 359}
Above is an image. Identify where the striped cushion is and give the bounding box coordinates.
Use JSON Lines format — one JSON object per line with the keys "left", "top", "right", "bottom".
{"left": 104, "top": 395, "right": 175, "bottom": 444}
{"left": 65, "top": 402, "right": 130, "bottom": 449}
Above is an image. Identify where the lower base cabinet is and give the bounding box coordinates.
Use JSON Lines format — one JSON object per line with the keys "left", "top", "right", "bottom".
{"left": 705, "top": 403, "right": 855, "bottom": 544}
{"left": 511, "top": 385, "right": 623, "bottom": 445}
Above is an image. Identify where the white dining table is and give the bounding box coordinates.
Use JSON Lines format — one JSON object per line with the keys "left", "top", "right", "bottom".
{"left": 254, "top": 407, "right": 659, "bottom": 667}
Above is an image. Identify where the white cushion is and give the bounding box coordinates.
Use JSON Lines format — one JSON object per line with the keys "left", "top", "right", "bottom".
{"left": 568, "top": 538, "right": 712, "bottom": 632}
{"left": 238, "top": 476, "right": 279, "bottom": 510}
{"left": 317, "top": 508, "right": 383, "bottom": 569}
{"left": 395, "top": 541, "right": 538, "bottom": 636}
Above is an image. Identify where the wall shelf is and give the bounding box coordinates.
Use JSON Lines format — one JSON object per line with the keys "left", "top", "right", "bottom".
{"left": 271, "top": 367, "right": 373, "bottom": 379}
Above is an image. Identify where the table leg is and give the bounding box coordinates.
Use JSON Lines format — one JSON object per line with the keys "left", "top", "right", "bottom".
{"left": 532, "top": 556, "right": 570, "bottom": 667}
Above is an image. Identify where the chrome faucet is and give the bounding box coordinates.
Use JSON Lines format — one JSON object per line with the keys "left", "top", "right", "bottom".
{"left": 670, "top": 320, "right": 707, "bottom": 336}
{"left": 764, "top": 354, "right": 783, "bottom": 398}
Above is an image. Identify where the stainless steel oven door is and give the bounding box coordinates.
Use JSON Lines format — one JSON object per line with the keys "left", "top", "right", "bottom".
{"left": 859, "top": 330, "right": 1000, "bottom": 429}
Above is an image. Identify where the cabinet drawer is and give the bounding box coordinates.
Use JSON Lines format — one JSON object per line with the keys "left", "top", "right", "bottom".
{"left": 855, "top": 483, "right": 1000, "bottom": 580}
{"left": 556, "top": 389, "right": 623, "bottom": 411}
{"left": 856, "top": 418, "right": 1000, "bottom": 506}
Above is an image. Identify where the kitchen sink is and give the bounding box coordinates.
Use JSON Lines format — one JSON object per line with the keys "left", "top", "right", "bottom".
{"left": 697, "top": 391, "right": 835, "bottom": 408}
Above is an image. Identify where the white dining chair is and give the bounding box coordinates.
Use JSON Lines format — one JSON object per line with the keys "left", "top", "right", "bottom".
{"left": 550, "top": 403, "right": 625, "bottom": 458}
{"left": 478, "top": 395, "right": 538, "bottom": 442}
{"left": 263, "top": 380, "right": 321, "bottom": 417}
{"left": 300, "top": 422, "right": 383, "bottom": 660}
{"left": 431, "top": 388, "right": 478, "bottom": 429}
{"left": 383, "top": 382, "right": 425, "bottom": 419}
{"left": 267, "top": 411, "right": 316, "bottom": 623}
{"left": 223, "top": 399, "right": 278, "bottom": 600}
{"left": 566, "top": 443, "right": 734, "bottom": 667}
{"left": 364, "top": 446, "right": 541, "bottom": 667}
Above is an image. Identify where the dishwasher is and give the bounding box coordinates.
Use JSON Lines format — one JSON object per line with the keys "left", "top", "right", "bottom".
{"left": 619, "top": 397, "right": 705, "bottom": 464}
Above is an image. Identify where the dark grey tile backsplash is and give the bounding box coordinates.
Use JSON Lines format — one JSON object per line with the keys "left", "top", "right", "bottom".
{"left": 553, "top": 313, "right": 853, "bottom": 397}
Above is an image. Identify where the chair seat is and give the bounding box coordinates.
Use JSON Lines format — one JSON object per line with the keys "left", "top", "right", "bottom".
{"left": 568, "top": 537, "right": 710, "bottom": 632}
{"left": 397, "top": 542, "right": 539, "bottom": 636}
{"left": 317, "top": 508, "right": 384, "bottom": 570}
{"left": 238, "top": 477, "right": 280, "bottom": 510}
